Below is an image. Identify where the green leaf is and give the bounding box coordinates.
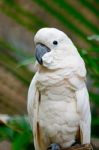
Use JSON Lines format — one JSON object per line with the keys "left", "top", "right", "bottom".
{"left": 0, "top": 126, "right": 14, "bottom": 141}
{"left": 87, "top": 35, "right": 99, "bottom": 41}
{"left": 7, "top": 116, "right": 31, "bottom": 133}
{"left": 90, "top": 93, "right": 99, "bottom": 105}
{"left": 17, "top": 57, "right": 35, "bottom": 67}
{"left": 12, "top": 131, "right": 33, "bottom": 150}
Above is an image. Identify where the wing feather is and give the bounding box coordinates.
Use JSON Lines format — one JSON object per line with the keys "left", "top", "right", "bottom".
{"left": 76, "top": 87, "right": 91, "bottom": 144}
{"left": 67, "top": 58, "right": 91, "bottom": 144}
{"left": 27, "top": 73, "right": 38, "bottom": 128}
{"left": 75, "top": 58, "right": 91, "bottom": 144}
{"left": 27, "top": 73, "right": 41, "bottom": 150}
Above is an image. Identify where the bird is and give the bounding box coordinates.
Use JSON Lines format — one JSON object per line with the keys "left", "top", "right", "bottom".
{"left": 27, "top": 28, "right": 91, "bottom": 150}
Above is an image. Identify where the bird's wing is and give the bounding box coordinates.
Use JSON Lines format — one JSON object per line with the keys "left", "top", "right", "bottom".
{"left": 75, "top": 87, "right": 91, "bottom": 144}
{"left": 67, "top": 58, "right": 91, "bottom": 144}
{"left": 27, "top": 73, "right": 38, "bottom": 128}
{"left": 27, "top": 73, "right": 40, "bottom": 150}
{"left": 76, "top": 58, "right": 91, "bottom": 144}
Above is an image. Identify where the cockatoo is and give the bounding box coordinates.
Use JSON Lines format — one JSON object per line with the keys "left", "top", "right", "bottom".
{"left": 27, "top": 28, "right": 91, "bottom": 150}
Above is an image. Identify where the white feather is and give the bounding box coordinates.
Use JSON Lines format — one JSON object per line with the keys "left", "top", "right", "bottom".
{"left": 27, "top": 73, "right": 41, "bottom": 150}
{"left": 28, "top": 27, "right": 91, "bottom": 150}
{"left": 76, "top": 87, "right": 91, "bottom": 144}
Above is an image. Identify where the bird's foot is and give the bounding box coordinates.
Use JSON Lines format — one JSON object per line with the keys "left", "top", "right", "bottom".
{"left": 47, "top": 143, "right": 61, "bottom": 150}
{"left": 71, "top": 141, "right": 80, "bottom": 147}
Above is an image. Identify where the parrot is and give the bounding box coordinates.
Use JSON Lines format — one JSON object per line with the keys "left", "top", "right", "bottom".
{"left": 27, "top": 28, "right": 91, "bottom": 150}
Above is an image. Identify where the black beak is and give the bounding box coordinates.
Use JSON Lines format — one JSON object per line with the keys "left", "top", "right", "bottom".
{"left": 35, "top": 43, "right": 51, "bottom": 65}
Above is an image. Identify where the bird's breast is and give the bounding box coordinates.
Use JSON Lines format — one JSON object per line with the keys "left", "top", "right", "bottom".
{"left": 37, "top": 81, "right": 80, "bottom": 147}
{"left": 38, "top": 97, "right": 80, "bottom": 147}
{"left": 37, "top": 79, "right": 75, "bottom": 102}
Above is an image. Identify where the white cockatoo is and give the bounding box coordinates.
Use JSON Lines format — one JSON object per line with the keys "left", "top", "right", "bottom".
{"left": 27, "top": 28, "right": 91, "bottom": 150}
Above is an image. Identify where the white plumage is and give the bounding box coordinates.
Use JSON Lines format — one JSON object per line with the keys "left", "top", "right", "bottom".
{"left": 27, "top": 28, "right": 91, "bottom": 150}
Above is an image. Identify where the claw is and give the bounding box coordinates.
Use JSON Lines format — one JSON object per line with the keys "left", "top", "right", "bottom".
{"left": 47, "top": 143, "right": 61, "bottom": 150}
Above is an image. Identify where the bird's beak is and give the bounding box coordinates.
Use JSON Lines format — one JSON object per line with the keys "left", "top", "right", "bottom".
{"left": 35, "top": 43, "right": 51, "bottom": 65}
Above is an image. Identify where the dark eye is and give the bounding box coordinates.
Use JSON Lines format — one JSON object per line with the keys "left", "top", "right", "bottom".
{"left": 53, "top": 41, "right": 58, "bottom": 45}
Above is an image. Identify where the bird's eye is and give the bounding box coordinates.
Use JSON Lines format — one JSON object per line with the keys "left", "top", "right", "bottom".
{"left": 53, "top": 41, "right": 58, "bottom": 45}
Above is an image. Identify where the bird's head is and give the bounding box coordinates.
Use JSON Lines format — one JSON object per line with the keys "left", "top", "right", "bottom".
{"left": 34, "top": 28, "right": 79, "bottom": 70}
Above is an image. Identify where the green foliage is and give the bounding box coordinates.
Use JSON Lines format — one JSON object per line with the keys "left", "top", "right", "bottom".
{"left": 87, "top": 35, "right": 99, "bottom": 41}
{"left": 0, "top": 38, "right": 33, "bottom": 85}
{"left": 17, "top": 57, "right": 36, "bottom": 68}
{"left": 0, "top": 116, "right": 34, "bottom": 150}
{"left": 0, "top": 0, "right": 47, "bottom": 31}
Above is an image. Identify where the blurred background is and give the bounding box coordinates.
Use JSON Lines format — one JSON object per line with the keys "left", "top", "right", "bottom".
{"left": 0, "top": 0, "right": 99, "bottom": 149}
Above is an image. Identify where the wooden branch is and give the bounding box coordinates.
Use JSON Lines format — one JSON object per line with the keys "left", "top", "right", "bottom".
{"left": 62, "top": 144, "right": 93, "bottom": 150}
